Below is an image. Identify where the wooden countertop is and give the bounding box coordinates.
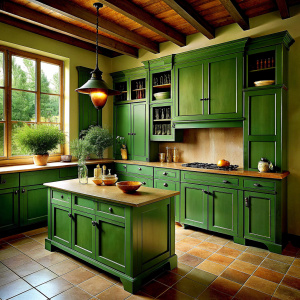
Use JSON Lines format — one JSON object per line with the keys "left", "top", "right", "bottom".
{"left": 114, "top": 160, "right": 290, "bottom": 180}
{"left": 45, "top": 179, "right": 180, "bottom": 207}
{"left": 0, "top": 159, "right": 114, "bottom": 175}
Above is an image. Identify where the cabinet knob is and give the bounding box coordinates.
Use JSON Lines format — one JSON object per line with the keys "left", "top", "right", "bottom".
{"left": 128, "top": 133, "right": 131, "bottom": 135}
{"left": 92, "top": 221, "right": 97, "bottom": 227}
{"left": 132, "top": 133, "right": 136, "bottom": 136}
{"left": 138, "top": 167, "right": 142, "bottom": 171}
{"left": 223, "top": 180, "right": 229, "bottom": 184}
{"left": 109, "top": 207, "right": 113, "bottom": 213}
{"left": 68, "top": 213, "right": 72, "bottom": 218}
{"left": 61, "top": 195, "right": 64, "bottom": 199}
{"left": 22, "top": 188, "right": 26, "bottom": 193}
{"left": 253, "top": 183, "right": 262, "bottom": 187}
{"left": 202, "top": 190, "right": 209, "bottom": 195}
{"left": 163, "top": 183, "right": 168, "bottom": 187}
{"left": 163, "top": 172, "right": 167, "bottom": 176}
{"left": 15, "top": 190, "right": 18, "bottom": 194}
{"left": 245, "top": 197, "right": 250, "bottom": 207}
{"left": 1, "top": 179, "right": 6, "bottom": 184}
{"left": 142, "top": 181, "right": 146, "bottom": 185}
{"left": 123, "top": 165, "right": 127, "bottom": 168}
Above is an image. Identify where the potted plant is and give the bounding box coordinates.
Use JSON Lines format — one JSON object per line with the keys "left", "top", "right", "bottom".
{"left": 15, "top": 124, "right": 65, "bottom": 166}
{"left": 80, "top": 125, "right": 113, "bottom": 159}
{"left": 116, "top": 136, "right": 127, "bottom": 160}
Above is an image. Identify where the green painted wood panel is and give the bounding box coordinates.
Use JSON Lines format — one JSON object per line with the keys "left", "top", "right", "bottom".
{"left": 177, "top": 63, "right": 204, "bottom": 116}
{"left": 95, "top": 217, "right": 125, "bottom": 272}
{"left": 72, "top": 194, "right": 96, "bottom": 214}
{"left": 244, "top": 191, "right": 275, "bottom": 242}
{"left": 154, "top": 168, "right": 180, "bottom": 181}
{"left": 72, "top": 210, "right": 95, "bottom": 258}
{"left": 20, "top": 185, "right": 48, "bottom": 226}
{"left": 59, "top": 167, "right": 78, "bottom": 179}
{"left": 0, "top": 173, "right": 19, "bottom": 190}
{"left": 77, "top": 66, "right": 102, "bottom": 134}
{"left": 244, "top": 179, "right": 275, "bottom": 192}
{"left": 208, "top": 186, "right": 238, "bottom": 236}
{"left": 51, "top": 190, "right": 71, "bottom": 208}
{"left": 117, "top": 173, "right": 154, "bottom": 188}
{"left": 51, "top": 204, "right": 72, "bottom": 248}
{"left": 0, "top": 188, "right": 18, "bottom": 231}
{"left": 126, "top": 164, "right": 153, "bottom": 177}
{"left": 181, "top": 183, "right": 208, "bottom": 229}
{"left": 249, "top": 141, "right": 276, "bottom": 170}
{"left": 20, "top": 169, "right": 59, "bottom": 186}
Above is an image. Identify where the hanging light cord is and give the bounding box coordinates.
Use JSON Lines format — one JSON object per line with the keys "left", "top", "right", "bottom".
{"left": 95, "top": 4, "right": 99, "bottom": 70}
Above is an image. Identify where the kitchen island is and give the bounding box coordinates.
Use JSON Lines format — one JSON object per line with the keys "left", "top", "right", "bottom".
{"left": 44, "top": 179, "right": 180, "bottom": 293}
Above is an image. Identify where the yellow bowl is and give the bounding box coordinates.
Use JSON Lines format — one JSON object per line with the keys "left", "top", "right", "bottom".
{"left": 116, "top": 181, "right": 142, "bottom": 193}
{"left": 92, "top": 178, "right": 103, "bottom": 186}
{"left": 102, "top": 177, "right": 118, "bottom": 186}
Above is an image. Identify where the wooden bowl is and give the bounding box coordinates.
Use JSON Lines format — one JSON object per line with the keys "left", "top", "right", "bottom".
{"left": 92, "top": 178, "right": 103, "bottom": 186}
{"left": 102, "top": 177, "right": 118, "bottom": 186}
{"left": 116, "top": 181, "right": 142, "bottom": 193}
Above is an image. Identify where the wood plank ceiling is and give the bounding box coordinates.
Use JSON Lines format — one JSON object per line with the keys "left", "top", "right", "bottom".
{"left": 0, "top": 0, "right": 299, "bottom": 58}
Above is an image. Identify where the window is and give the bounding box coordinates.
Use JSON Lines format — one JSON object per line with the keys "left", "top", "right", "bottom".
{"left": 0, "top": 46, "right": 63, "bottom": 162}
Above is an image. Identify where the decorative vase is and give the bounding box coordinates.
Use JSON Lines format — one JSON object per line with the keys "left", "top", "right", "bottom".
{"left": 78, "top": 160, "right": 88, "bottom": 184}
{"left": 61, "top": 155, "right": 72, "bottom": 162}
{"left": 121, "top": 148, "right": 128, "bottom": 160}
{"left": 33, "top": 153, "right": 49, "bottom": 166}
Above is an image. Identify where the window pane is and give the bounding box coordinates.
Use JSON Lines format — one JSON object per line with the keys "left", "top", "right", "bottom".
{"left": 12, "top": 55, "right": 36, "bottom": 91}
{"left": 41, "top": 62, "right": 60, "bottom": 94}
{"left": 41, "top": 94, "right": 60, "bottom": 123}
{"left": 0, "top": 52, "right": 4, "bottom": 87}
{"left": 0, "top": 123, "right": 4, "bottom": 156}
{"left": 11, "top": 123, "right": 30, "bottom": 156}
{"left": 11, "top": 90, "right": 36, "bottom": 121}
{"left": 0, "top": 89, "right": 3, "bottom": 120}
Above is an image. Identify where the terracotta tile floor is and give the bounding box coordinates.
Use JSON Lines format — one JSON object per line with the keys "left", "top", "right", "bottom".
{"left": 0, "top": 225, "right": 300, "bottom": 299}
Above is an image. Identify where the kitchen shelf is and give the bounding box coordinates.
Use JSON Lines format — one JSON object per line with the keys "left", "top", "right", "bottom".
{"left": 153, "top": 84, "right": 171, "bottom": 89}
{"left": 249, "top": 67, "right": 275, "bottom": 72}
{"left": 153, "top": 119, "right": 171, "bottom": 122}
{"left": 132, "top": 88, "right": 146, "bottom": 91}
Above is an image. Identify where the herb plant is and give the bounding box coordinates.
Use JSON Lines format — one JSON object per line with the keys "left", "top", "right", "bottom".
{"left": 70, "top": 138, "right": 91, "bottom": 162}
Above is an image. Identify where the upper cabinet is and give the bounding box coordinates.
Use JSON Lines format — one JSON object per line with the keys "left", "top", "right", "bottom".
{"left": 172, "top": 38, "right": 248, "bottom": 128}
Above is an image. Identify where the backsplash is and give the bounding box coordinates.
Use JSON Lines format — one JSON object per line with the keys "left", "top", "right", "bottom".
{"left": 159, "top": 127, "right": 243, "bottom": 167}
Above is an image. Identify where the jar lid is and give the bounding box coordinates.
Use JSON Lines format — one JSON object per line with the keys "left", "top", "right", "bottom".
{"left": 260, "top": 158, "right": 269, "bottom": 162}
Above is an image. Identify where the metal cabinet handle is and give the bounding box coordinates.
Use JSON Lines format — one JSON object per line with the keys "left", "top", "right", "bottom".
{"left": 138, "top": 167, "right": 142, "bottom": 171}
{"left": 61, "top": 195, "right": 64, "bottom": 199}
{"left": 92, "top": 221, "right": 97, "bottom": 226}
{"left": 245, "top": 197, "right": 250, "bottom": 207}
{"left": 253, "top": 183, "right": 261, "bottom": 187}
{"left": 163, "top": 183, "right": 168, "bottom": 187}
{"left": 22, "top": 188, "right": 26, "bottom": 193}
{"left": 223, "top": 180, "right": 229, "bottom": 184}
{"left": 109, "top": 207, "right": 113, "bottom": 213}
{"left": 1, "top": 179, "right": 6, "bottom": 184}
{"left": 123, "top": 165, "right": 127, "bottom": 168}
{"left": 68, "top": 213, "right": 72, "bottom": 218}
{"left": 202, "top": 190, "right": 209, "bottom": 195}
{"left": 163, "top": 172, "right": 167, "bottom": 176}
{"left": 128, "top": 133, "right": 131, "bottom": 135}
{"left": 142, "top": 181, "right": 146, "bottom": 185}
{"left": 15, "top": 190, "right": 18, "bottom": 194}
{"left": 132, "top": 133, "right": 136, "bottom": 135}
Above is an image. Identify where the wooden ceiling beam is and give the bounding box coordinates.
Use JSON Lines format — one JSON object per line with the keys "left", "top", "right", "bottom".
{"left": 0, "top": 14, "right": 119, "bottom": 57}
{"left": 219, "top": 0, "right": 249, "bottom": 30}
{"left": 162, "top": 0, "right": 214, "bottom": 39}
{"left": 0, "top": 1, "right": 138, "bottom": 57}
{"left": 275, "top": 0, "right": 290, "bottom": 19}
{"left": 27, "top": 0, "right": 159, "bottom": 53}
{"left": 98, "top": 0, "right": 186, "bottom": 47}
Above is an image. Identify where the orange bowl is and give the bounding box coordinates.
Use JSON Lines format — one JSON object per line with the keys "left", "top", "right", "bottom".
{"left": 92, "top": 178, "right": 103, "bottom": 186}
{"left": 116, "top": 181, "right": 142, "bottom": 193}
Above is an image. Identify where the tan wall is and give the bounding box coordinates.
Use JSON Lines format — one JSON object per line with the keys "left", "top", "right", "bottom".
{"left": 110, "top": 6, "right": 300, "bottom": 236}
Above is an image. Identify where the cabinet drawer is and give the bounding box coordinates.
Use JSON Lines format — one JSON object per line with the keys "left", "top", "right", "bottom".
{"left": 126, "top": 164, "right": 153, "bottom": 177}
{"left": 154, "top": 168, "right": 180, "bottom": 181}
{"left": 118, "top": 173, "right": 153, "bottom": 188}
{"left": 154, "top": 179, "right": 179, "bottom": 191}
{"left": 243, "top": 179, "right": 275, "bottom": 191}
{"left": 97, "top": 202, "right": 125, "bottom": 223}
{"left": 59, "top": 167, "right": 77, "bottom": 179}
{"left": 72, "top": 194, "right": 96, "bottom": 214}
{"left": 181, "top": 171, "right": 239, "bottom": 187}
{"left": 115, "top": 163, "right": 128, "bottom": 173}
{"left": 0, "top": 173, "right": 19, "bottom": 190}
{"left": 21, "top": 169, "right": 59, "bottom": 186}
{"left": 51, "top": 189, "right": 71, "bottom": 207}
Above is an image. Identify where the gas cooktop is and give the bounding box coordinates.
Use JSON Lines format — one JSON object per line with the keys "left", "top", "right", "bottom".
{"left": 182, "top": 162, "right": 239, "bottom": 171}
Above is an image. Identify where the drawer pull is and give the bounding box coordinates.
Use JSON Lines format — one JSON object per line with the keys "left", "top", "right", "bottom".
{"left": 109, "top": 207, "right": 113, "bottom": 213}
{"left": 68, "top": 213, "right": 72, "bottom": 218}
{"left": 1, "top": 179, "right": 6, "bottom": 184}
{"left": 123, "top": 165, "right": 127, "bottom": 169}
{"left": 22, "top": 188, "right": 26, "bottom": 193}
{"left": 163, "top": 172, "right": 167, "bottom": 176}
{"left": 163, "top": 183, "right": 168, "bottom": 187}
{"left": 223, "top": 180, "right": 229, "bottom": 184}
{"left": 61, "top": 195, "right": 64, "bottom": 199}
{"left": 91, "top": 221, "right": 97, "bottom": 227}
{"left": 202, "top": 190, "right": 210, "bottom": 195}
{"left": 142, "top": 181, "right": 146, "bottom": 185}
{"left": 254, "top": 183, "right": 262, "bottom": 187}
{"left": 15, "top": 190, "right": 18, "bottom": 195}
{"left": 245, "top": 197, "right": 250, "bottom": 207}
{"left": 138, "top": 167, "right": 142, "bottom": 171}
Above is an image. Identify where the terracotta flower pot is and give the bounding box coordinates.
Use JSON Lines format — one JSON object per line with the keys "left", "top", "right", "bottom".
{"left": 33, "top": 153, "right": 49, "bottom": 166}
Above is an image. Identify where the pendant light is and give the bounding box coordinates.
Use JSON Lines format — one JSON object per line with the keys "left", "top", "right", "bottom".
{"left": 76, "top": 2, "right": 120, "bottom": 109}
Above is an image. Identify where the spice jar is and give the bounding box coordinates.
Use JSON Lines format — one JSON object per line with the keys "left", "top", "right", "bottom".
{"left": 159, "top": 153, "right": 166, "bottom": 162}
{"left": 173, "top": 147, "right": 179, "bottom": 163}
{"left": 166, "top": 147, "right": 172, "bottom": 163}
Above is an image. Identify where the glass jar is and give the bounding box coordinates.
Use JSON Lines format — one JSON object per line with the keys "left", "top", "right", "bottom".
{"left": 78, "top": 160, "right": 88, "bottom": 184}
{"left": 159, "top": 153, "right": 166, "bottom": 162}
{"left": 173, "top": 147, "right": 179, "bottom": 163}
{"left": 166, "top": 147, "right": 172, "bottom": 163}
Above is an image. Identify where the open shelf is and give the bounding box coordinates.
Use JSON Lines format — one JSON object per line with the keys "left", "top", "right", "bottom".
{"left": 152, "top": 71, "right": 171, "bottom": 101}
{"left": 131, "top": 78, "right": 146, "bottom": 100}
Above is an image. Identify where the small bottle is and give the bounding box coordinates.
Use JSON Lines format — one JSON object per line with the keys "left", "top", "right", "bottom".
{"left": 260, "top": 59, "right": 263, "bottom": 69}
{"left": 256, "top": 60, "right": 260, "bottom": 70}
{"left": 264, "top": 59, "right": 267, "bottom": 69}
{"left": 94, "top": 164, "right": 101, "bottom": 179}
{"left": 166, "top": 147, "right": 172, "bottom": 163}
{"left": 173, "top": 147, "right": 179, "bottom": 163}
{"left": 272, "top": 57, "right": 275, "bottom": 67}
{"left": 268, "top": 58, "right": 271, "bottom": 68}
{"left": 102, "top": 165, "right": 106, "bottom": 175}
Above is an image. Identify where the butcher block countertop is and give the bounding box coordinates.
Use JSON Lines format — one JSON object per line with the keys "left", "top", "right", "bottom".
{"left": 44, "top": 178, "right": 180, "bottom": 207}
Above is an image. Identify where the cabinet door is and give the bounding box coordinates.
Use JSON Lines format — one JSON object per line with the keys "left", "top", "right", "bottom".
{"left": 154, "top": 179, "right": 180, "bottom": 222}
{"left": 244, "top": 191, "right": 275, "bottom": 242}
{"left": 181, "top": 183, "right": 208, "bottom": 229}
{"left": 208, "top": 187, "right": 238, "bottom": 236}
{"left": 0, "top": 188, "right": 18, "bottom": 232}
{"left": 51, "top": 204, "right": 72, "bottom": 248}
{"left": 206, "top": 54, "right": 242, "bottom": 119}
{"left": 175, "top": 62, "right": 205, "bottom": 117}
{"left": 114, "top": 104, "right": 131, "bottom": 159}
{"left": 20, "top": 185, "right": 48, "bottom": 226}
{"left": 72, "top": 210, "right": 96, "bottom": 258}
{"left": 95, "top": 217, "right": 126, "bottom": 273}
{"left": 131, "top": 103, "right": 148, "bottom": 160}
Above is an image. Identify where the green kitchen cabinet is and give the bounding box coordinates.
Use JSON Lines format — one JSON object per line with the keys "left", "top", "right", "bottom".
{"left": 208, "top": 186, "right": 238, "bottom": 236}
{"left": 0, "top": 188, "right": 19, "bottom": 232}
{"left": 114, "top": 103, "right": 149, "bottom": 161}
{"left": 244, "top": 87, "right": 287, "bottom": 172}
{"left": 20, "top": 185, "right": 48, "bottom": 226}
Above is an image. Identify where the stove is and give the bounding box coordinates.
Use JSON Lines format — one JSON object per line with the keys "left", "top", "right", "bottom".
{"left": 182, "top": 162, "right": 239, "bottom": 171}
